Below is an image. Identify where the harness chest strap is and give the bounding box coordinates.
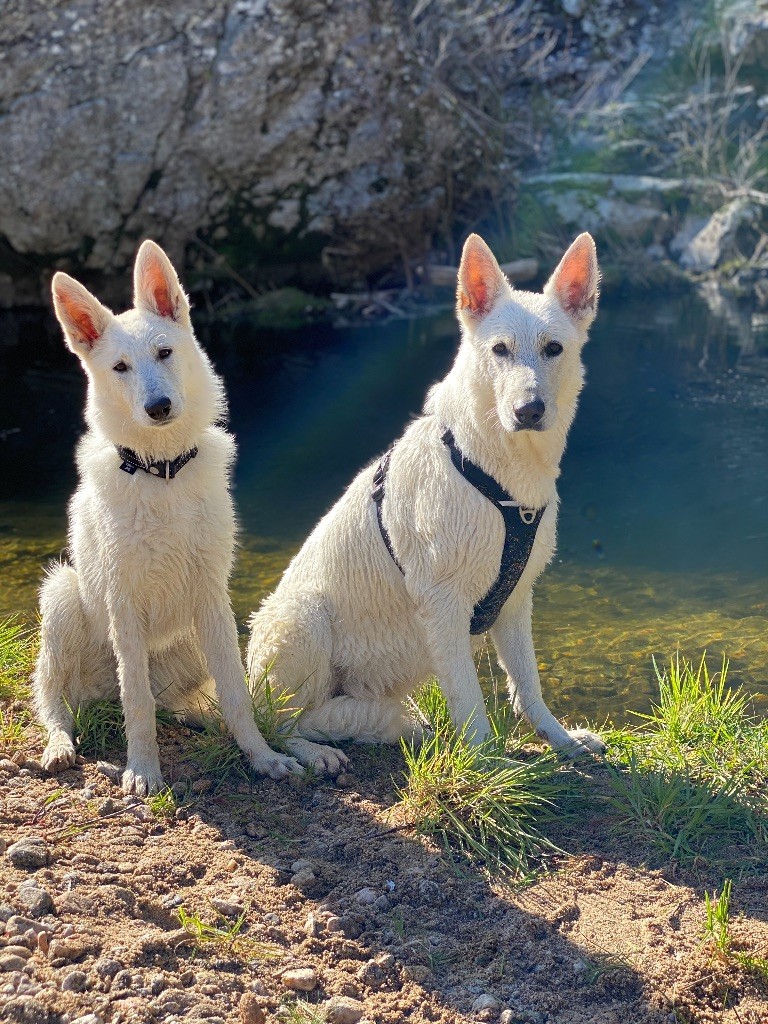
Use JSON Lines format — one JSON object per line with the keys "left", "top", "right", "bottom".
{"left": 371, "top": 429, "right": 546, "bottom": 635}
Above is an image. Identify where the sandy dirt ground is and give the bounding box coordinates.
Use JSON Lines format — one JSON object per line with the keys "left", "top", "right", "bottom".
{"left": 1, "top": 726, "right": 767, "bottom": 1024}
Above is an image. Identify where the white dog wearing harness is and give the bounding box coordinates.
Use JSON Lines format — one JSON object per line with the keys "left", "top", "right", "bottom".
{"left": 246, "top": 233, "right": 606, "bottom": 767}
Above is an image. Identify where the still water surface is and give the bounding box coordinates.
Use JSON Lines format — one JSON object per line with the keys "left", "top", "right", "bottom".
{"left": 1, "top": 291, "right": 767, "bottom": 725}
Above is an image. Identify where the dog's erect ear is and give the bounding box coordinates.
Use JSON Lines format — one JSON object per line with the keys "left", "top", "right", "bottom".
{"left": 544, "top": 233, "right": 600, "bottom": 328}
{"left": 133, "top": 240, "right": 190, "bottom": 324}
{"left": 457, "top": 234, "right": 508, "bottom": 322}
{"left": 52, "top": 273, "right": 114, "bottom": 355}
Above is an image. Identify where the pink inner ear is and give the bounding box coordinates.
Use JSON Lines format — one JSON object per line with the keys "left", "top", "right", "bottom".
{"left": 57, "top": 292, "right": 100, "bottom": 345}
{"left": 144, "top": 259, "right": 175, "bottom": 319}
{"left": 460, "top": 249, "right": 498, "bottom": 316}
{"left": 558, "top": 250, "right": 593, "bottom": 314}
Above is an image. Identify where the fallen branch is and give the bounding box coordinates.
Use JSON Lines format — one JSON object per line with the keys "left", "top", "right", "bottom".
{"left": 424, "top": 257, "right": 538, "bottom": 287}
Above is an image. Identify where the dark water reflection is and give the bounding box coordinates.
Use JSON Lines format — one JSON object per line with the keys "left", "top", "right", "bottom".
{"left": 1, "top": 291, "right": 767, "bottom": 724}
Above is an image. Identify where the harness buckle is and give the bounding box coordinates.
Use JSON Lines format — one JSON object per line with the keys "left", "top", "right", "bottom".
{"left": 519, "top": 507, "right": 537, "bottom": 525}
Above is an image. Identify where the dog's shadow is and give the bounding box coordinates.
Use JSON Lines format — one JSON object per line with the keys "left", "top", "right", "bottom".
{"left": 134, "top": 736, "right": 679, "bottom": 1023}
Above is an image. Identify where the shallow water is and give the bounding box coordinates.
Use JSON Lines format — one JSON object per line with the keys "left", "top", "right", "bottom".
{"left": 2, "top": 291, "right": 767, "bottom": 725}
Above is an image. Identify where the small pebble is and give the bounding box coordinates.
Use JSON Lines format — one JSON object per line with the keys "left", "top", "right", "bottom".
{"left": 225, "top": 859, "right": 239, "bottom": 873}
{"left": 94, "top": 958, "right": 123, "bottom": 979}
{"left": 282, "top": 967, "right": 317, "bottom": 991}
{"left": 6, "top": 838, "right": 48, "bottom": 871}
{"left": 2, "top": 946, "right": 32, "bottom": 961}
{"left": 97, "top": 798, "right": 116, "bottom": 817}
{"left": 355, "top": 888, "right": 378, "bottom": 905}
{"left": 0, "top": 954, "right": 28, "bottom": 971}
{"left": 290, "top": 868, "right": 316, "bottom": 887}
{"left": 210, "top": 898, "right": 244, "bottom": 918}
{"left": 15, "top": 881, "right": 54, "bottom": 918}
{"left": 305, "top": 912, "right": 322, "bottom": 937}
{"left": 335, "top": 772, "right": 355, "bottom": 788}
{"left": 471, "top": 994, "right": 501, "bottom": 1013}
{"left": 239, "top": 991, "right": 266, "bottom": 1024}
{"left": 62, "top": 969, "right": 88, "bottom": 993}
{"left": 324, "top": 995, "right": 365, "bottom": 1024}
{"left": 290, "top": 859, "right": 313, "bottom": 873}
{"left": 0, "top": 759, "right": 20, "bottom": 775}
{"left": 36, "top": 932, "right": 48, "bottom": 954}
{"left": 191, "top": 778, "right": 212, "bottom": 793}
{"left": 97, "top": 761, "right": 121, "bottom": 782}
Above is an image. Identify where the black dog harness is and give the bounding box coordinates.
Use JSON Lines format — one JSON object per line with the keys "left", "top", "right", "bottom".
{"left": 117, "top": 445, "right": 198, "bottom": 480}
{"left": 372, "top": 428, "right": 546, "bottom": 635}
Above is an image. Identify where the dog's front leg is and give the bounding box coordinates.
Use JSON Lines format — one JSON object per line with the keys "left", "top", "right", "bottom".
{"left": 195, "top": 600, "right": 305, "bottom": 780}
{"left": 415, "top": 587, "right": 492, "bottom": 743}
{"left": 110, "top": 613, "right": 164, "bottom": 796}
{"left": 491, "top": 593, "right": 605, "bottom": 756}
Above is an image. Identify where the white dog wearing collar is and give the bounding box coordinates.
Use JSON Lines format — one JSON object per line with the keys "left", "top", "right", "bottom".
{"left": 33, "top": 241, "right": 322, "bottom": 794}
{"left": 246, "top": 233, "right": 606, "bottom": 761}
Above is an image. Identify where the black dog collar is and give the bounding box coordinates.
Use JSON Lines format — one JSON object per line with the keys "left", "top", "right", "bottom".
{"left": 116, "top": 445, "right": 198, "bottom": 480}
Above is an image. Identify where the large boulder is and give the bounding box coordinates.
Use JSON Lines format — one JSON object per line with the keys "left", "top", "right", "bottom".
{"left": 0, "top": 0, "right": 662, "bottom": 306}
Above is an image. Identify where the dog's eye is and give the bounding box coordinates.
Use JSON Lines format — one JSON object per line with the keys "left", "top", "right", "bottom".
{"left": 113, "top": 361, "right": 129, "bottom": 373}
{"left": 544, "top": 341, "right": 563, "bottom": 358}
{"left": 158, "top": 348, "right": 173, "bottom": 360}
{"left": 492, "top": 343, "right": 508, "bottom": 356}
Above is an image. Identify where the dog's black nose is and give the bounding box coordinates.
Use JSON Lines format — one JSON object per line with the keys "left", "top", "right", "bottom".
{"left": 513, "top": 399, "right": 545, "bottom": 429}
{"left": 145, "top": 397, "right": 172, "bottom": 421}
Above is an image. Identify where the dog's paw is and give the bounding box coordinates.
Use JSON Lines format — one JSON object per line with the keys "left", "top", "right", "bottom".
{"left": 122, "top": 761, "right": 165, "bottom": 796}
{"left": 41, "top": 734, "right": 76, "bottom": 773}
{"left": 286, "top": 738, "right": 349, "bottom": 776}
{"left": 249, "top": 751, "right": 305, "bottom": 780}
{"left": 559, "top": 728, "right": 606, "bottom": 758}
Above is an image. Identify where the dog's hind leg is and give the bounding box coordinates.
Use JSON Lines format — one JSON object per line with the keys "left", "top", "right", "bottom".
{"left": 297, "top": 696, "right": 423, "bottom": 746}
{"left": 151, "top": 641, "right": 215, "bottom": 726}
{"left": 34, "top": 564, "right": 90, "bottom": 773}
{"left": 246, "top": 592, "right": 349, "bottom": 775}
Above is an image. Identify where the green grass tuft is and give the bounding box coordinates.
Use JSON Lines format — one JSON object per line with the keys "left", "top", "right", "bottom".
{"left": 0, "top": 618, "right": 36, "bottom": 704}
{"left": 184, "top": 671, "right": 302, "bottom": 784}
{"left": 177, "top": 905, "right": 281, "bottom": 962}
{"left": 72, "top": 699, "right": 126, "bottom": 757}
{"left": 703, "top": 879, "right": 732, "bottom": 956}
{"left": 603, "top": 654, "right": 768, "bottom": 866}
{"left": 399, "top": 681, "right": 566, "bottom": 878}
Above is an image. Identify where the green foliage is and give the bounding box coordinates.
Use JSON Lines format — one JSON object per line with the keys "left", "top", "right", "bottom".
{"left": 146, "top": 786, "right": 178, "bottom": 819}
{"left": 72, "top": 700, "right": 126, "bottom": 757}
{"left": 0, "top": 617, "right": 35, "bottom": 703}
{"left": 703, "top": 879, "right": 732, "bottom": 956}
{"left": 177, "top": 905, "right": 280, "bottom": 962}
{"left": 0, "top": 619, "right": 37, "bottom": 755}
{"left": 400, "top": 681, "right": 565, "bottom": 878}
{"left": 604, "top": 655, "right": 768, "bottom": 866}
{"left": 185, "top": 671, "right": 302, "bottom": 784}
{"left": 276, "top": 1002, "right": 328, "bottom": 1024}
